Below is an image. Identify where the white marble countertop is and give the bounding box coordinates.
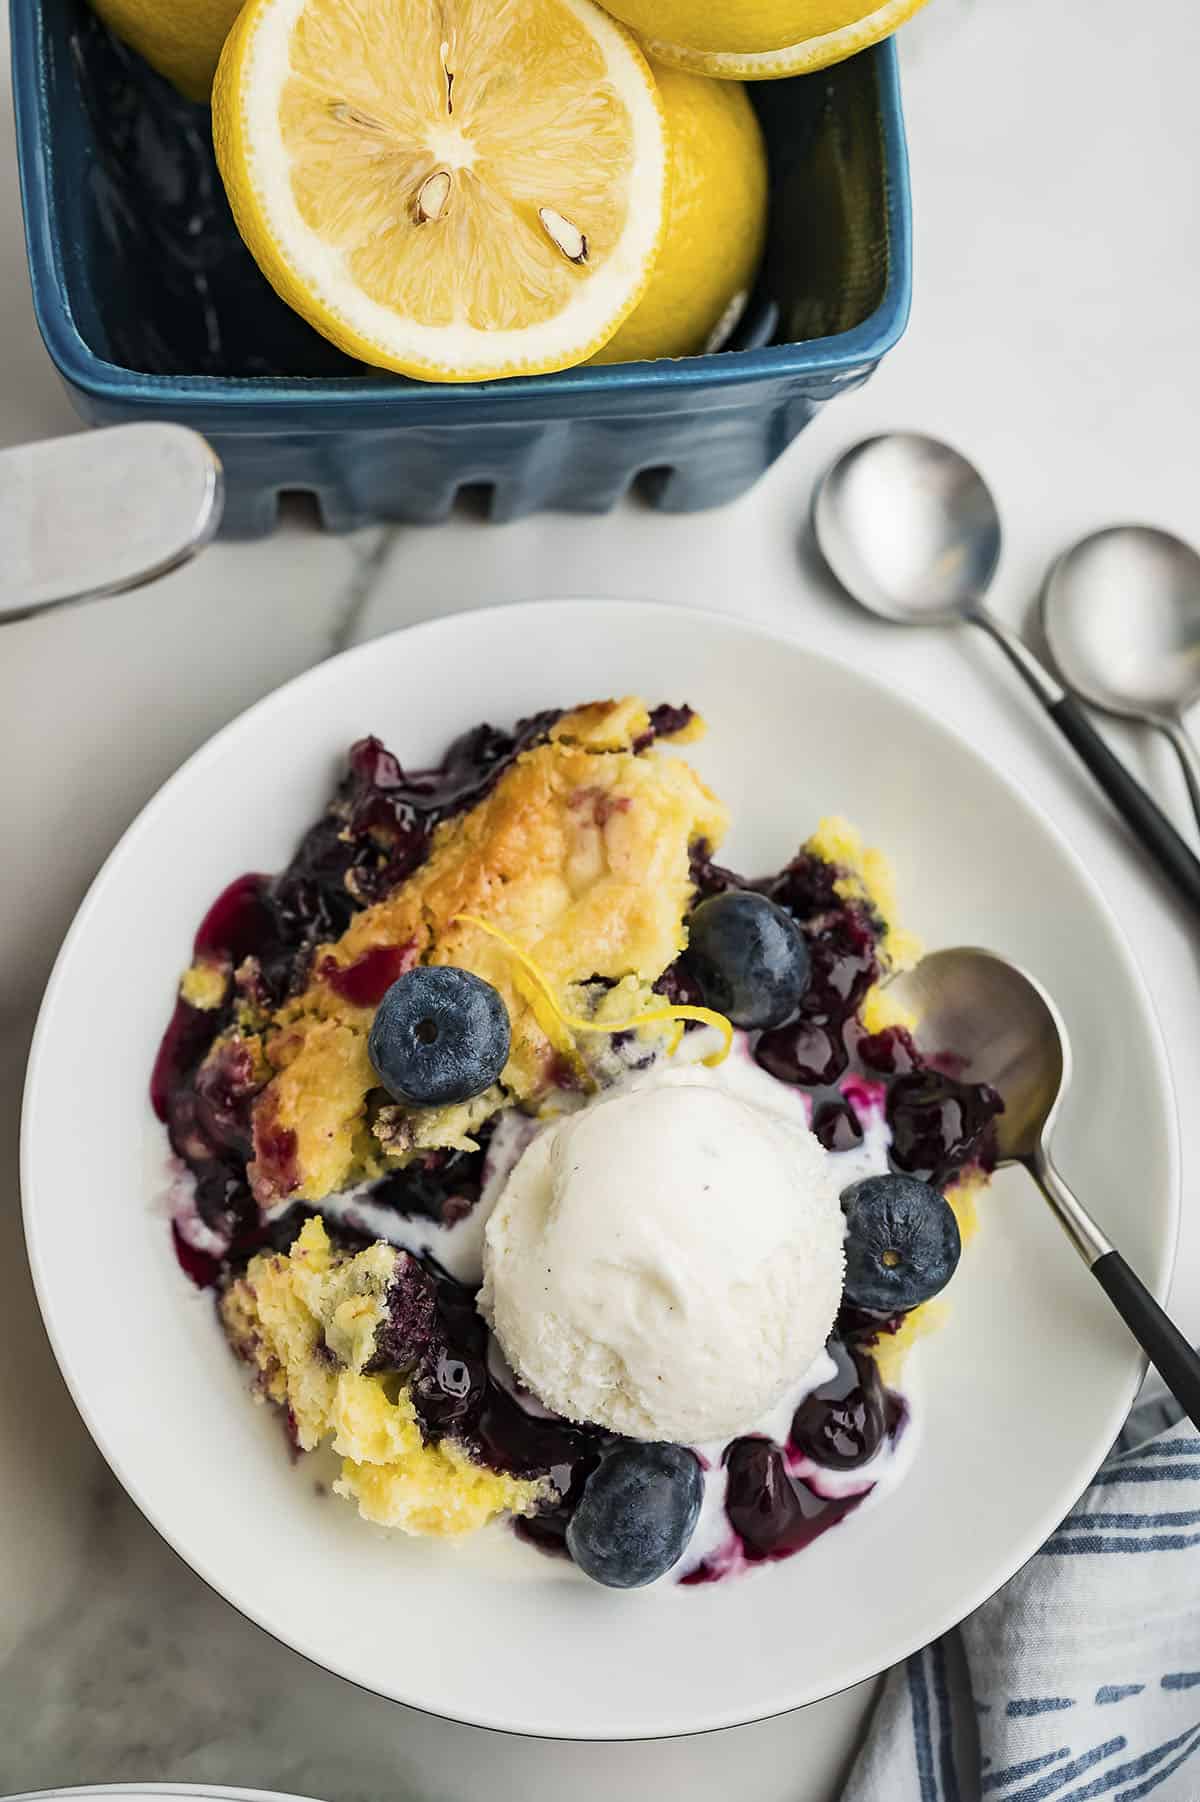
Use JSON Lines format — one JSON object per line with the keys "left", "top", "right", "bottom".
{"left": 4, "top": 0, "right": 1200, "bottom": 1795}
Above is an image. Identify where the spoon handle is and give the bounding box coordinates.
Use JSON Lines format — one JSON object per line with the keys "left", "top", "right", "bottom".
{"left": 1162, "top": 719, "right": 1200, "bottom": 840}
{"left": 967, "top": 613, "right": 1200, "bottom": 913}
{"left": 1036, "top": 1157, "right": 1200, "bottom": 1430}
{"left": 1091, "top": 1252, "right": 1200, "bottom": 1432}
{"left": 1048, "top": 696, "right": 1200, "bottom": 914}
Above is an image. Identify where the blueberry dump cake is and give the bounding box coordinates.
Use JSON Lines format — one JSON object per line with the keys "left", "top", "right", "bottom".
{"left": 153, "top": 697, "right": 1002, "bottom": 1587}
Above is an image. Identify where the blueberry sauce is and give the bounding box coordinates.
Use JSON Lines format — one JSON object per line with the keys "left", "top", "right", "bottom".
{"left": 631, "top": 702, "right": 697, "bottom": 754}
{"left": 757, "top": 1018, "right": 849, "bottom": 1088}
{"left": 857, "top": 1024, "right": 920, "bottom": 1077}
{"left": 791, "top": 1347, "right": 902, "bottom": 1471}
{"left": 835, "top": 1299, "right": 908, "bottom": 1350}
{"left": 761, "top": 848, "right": 849, "bottom": 920}
{"left": 653, "top": 960, "right": 705, "bottom": 1009}
{"left": 318, "top": 941, "right": 418, "bottom": 1007}
{"left": 685, "top": 1441, "right": 866, "bottom": 1579}
{"left": 797, "top": 910, "right": 880, "bottom": 1024}
{"left": 364, "top": 1252, "right": 439, "bottom": 1377}
{"left": 170, "top": 1220, "right": 224, "bottom": 1290}
{"left": 370, "top": 1143, "right": 489, "bottom": 1229}
{"left": 341, "top": 715, "right": 560, "bottom": 906}
{"left": 811, "top": 1095, "right": 863, "bottom": 1153}
{"left": 887, "top": 1069, "right": 1004, "bottom": 1187}
{"left": 150, "top": 999, "right": 221, "bottom": 1125}
{"left": 688, "top": 840, "right": 749, "bottom": 901}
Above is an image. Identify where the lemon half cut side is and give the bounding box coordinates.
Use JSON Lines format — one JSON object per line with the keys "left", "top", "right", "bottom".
{"left": 213, "top": 0, "right": 668, "bottom": 380}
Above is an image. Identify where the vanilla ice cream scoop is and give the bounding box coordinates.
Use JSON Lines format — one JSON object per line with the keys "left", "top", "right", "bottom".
{"left": 479, "top": 1064, "right": 846, "bottom": 1444}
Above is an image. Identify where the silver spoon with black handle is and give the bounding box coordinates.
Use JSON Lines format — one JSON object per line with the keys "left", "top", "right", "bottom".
{"left": 890, "top": 947, "right": 1200, "bottom": 1429}
{"left": 814, "top": 432, "right": 1200, "bottom": 916}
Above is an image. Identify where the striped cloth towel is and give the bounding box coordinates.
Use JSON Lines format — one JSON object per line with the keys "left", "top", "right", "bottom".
{"left": 843, "top": 1383, "right": 1200, "bottom": 1802}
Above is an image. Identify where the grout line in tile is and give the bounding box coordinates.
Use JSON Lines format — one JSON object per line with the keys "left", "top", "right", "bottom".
{"left": 326, "top": 527, "right": 403, "bottom": 657}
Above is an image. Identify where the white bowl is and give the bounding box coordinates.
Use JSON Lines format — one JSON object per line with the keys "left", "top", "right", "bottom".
{"left": 21, "top": 599, "right": 1178, "bottom": 1740}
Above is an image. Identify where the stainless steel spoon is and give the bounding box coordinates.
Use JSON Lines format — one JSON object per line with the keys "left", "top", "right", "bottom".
{"left": 813, "top": 433, "right": 1200, "bottom": 916}
{"left": 0, "top": 423, "right": 222, "bottom": 624}
{"left": 1043, "top": 525, "right": 1200, "bottom": 833}
{"left": 889, "top": 947, "right": 1200, "bottom": 1430}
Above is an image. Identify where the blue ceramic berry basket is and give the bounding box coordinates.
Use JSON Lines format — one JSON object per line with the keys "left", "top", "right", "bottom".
{"left": 12, "top": 0, "right": 912, "bottom": 538}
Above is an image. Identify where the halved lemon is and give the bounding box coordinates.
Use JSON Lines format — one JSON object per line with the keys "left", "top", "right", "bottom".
{"left": 212, "top": 0, "right": 668, "bottom": 381}
{"left": 599, "top": 0, "right": 929, "bottom": 78}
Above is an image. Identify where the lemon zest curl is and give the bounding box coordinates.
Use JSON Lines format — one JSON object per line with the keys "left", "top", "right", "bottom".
{"left": 453, "top": 914, "right": 733, "bottom": 1068}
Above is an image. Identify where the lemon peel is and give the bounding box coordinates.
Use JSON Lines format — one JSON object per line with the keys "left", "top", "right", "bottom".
{"left": 454, "top": 915, "right": 733, "bottom": 1068}
{"left": 609, "top": 0, "right": 931, "bottom": 80}
{"left": 89, "top": 0, "right": 243, "bottom": 101}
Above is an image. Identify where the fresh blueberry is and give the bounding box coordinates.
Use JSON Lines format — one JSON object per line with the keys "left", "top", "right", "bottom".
{"left": 566, "top": 1443, "right": 704, "bottom": 1589}
{"left": 683, "top": 892, "right": 810, "bottom": 1030}
{"left": 368, "top": 966, "right": 510, "bottom": 1107}
{"left": 840, "top": 1173, "right": 961, "bottom": 1314}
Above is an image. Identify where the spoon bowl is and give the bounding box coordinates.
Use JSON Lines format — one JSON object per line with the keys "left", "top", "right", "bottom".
{"left": 813, "top": 430, "right": 1002, "bottom": 625}
{"left": 1043, "top": 526, "right": 1200, "bottom": 833}
{"left": 1043, "top": 525, "right": 1200, "bottom": 725}
{"left": 886, "top": 946, "right": 1200, "bottom": 1428}
{"left": 886, "top": 947, "right": 1069, "bottom": 1166}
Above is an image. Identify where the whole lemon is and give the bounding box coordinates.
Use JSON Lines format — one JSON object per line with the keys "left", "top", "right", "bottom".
{"left": 593, "top": 64, "right": 767, "bottom": 365}
{"left": 89, "top": 0, "right": 245, "bottom": 101}
{"left": 598, "top": 0, "right": 929, "bottom": 78}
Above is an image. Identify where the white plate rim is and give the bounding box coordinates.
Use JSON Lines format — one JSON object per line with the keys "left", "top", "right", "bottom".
{"left": 20, "top": 595, "right": 1181, "bottom": 1739}
{"left": 3, "top": 1790, "right": 325, "bottom": 1802}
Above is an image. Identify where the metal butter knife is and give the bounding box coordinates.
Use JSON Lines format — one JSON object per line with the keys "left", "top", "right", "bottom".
{"left": 0, "top": 424, "right": 222, "bottom": 624}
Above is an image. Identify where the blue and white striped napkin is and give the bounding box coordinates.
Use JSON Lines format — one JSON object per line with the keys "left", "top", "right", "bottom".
{"left": 843, "top": 1384, "right": 1200, "bottom": 1802}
